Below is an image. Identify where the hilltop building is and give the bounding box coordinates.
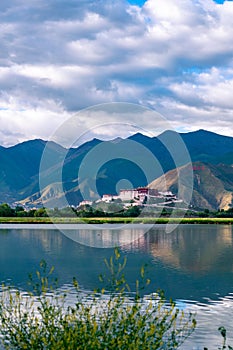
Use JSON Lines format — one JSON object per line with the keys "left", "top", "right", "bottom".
{"left": 78, "top": 187, "right": 181, "bottom": 208}
{"left": 102, "top": 187, "right": 178, "bottom": 204}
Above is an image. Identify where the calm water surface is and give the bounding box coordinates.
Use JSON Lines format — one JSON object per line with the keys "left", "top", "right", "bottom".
{"left": 0, "top": 224, "right": 233, "bottom": 349}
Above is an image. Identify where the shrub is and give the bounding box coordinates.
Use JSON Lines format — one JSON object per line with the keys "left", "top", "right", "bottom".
{"left": 0, "top": 250, "right": 196, "bottom": 349}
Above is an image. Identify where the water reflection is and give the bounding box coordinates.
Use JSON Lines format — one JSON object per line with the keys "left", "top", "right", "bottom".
{"left": 179, "top": 293, "right": 233, "bottom": 349}
{"left": 0, "top": 224, "right": 233, "bottom": 301}
{"left": 61, "top": 223, "right": 152, "bottom": 248}
{"left": 145, "top": 225, "right": 233, "bottom": 273}
{"left": 0, "top": 224, "right": 233, "bottom": 349}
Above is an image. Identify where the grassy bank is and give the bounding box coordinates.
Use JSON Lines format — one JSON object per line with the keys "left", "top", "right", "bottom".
{"left": 0, "top": 216, "right": 233, "bottom": 224}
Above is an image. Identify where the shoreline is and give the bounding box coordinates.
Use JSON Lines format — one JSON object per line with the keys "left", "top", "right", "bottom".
{"left": 0, "top": 217, "right": 232, "bottom": 225}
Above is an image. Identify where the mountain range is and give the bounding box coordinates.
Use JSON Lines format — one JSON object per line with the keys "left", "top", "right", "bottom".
{"left": 0, "top": 129, "right": 233, "bottom": 210}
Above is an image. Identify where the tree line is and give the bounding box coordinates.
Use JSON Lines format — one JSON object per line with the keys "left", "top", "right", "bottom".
{"left": 0, "top": 203, "right": 232, "bottom": 218}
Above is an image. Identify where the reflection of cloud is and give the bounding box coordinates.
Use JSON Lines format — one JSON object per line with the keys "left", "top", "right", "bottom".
{"left": 19, "top": 229, "right": 63, "bottom": 253}
{"left": 60, "top": 224, "right": 151, "bottom": 248}
{"left": 1, "top": 1, "right": 233, "bottom": 145}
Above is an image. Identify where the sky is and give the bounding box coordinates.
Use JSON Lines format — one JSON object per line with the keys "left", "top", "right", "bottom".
{"left": 0, "top": 0, "right": 233, "bottom": 146}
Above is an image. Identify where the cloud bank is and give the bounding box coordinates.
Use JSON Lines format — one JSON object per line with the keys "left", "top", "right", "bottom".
{"left": 0, "top": 0, "right": 233, "bottom": 145}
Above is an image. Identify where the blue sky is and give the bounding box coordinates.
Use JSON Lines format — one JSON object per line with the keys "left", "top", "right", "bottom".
{"left": 0, "top": 0, "right": 233, "bottom": 145}
{"left": 128, "top": 0, "right": 147, "bottom": 5}
{"left": 129, "top": 1, "right": 228, "bottom": 5}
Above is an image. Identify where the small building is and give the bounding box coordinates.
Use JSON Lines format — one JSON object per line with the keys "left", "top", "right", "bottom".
{"left": 79, "top": 200, "right": 93, "bottom": 206}
{"left": 102, "top": 194, "right": 119, "bottom": 203}
{"left": 137, "top": 187, "right": 149, "bottom": 195}
{"left": 102, "top": 194, "right": 114, "bottom": 203}
{"left": 148, "top": 188, "right": 159, "bottom": 196}
{"left": 159, "top": 191, "right": 176, "bottom": 198}
{"left": 119, "top": 189, "right": 137, "bottom": 201}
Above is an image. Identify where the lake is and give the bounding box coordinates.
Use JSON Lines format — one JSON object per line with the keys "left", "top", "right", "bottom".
{"left": 0, "top": 223, "right": 233, "bottom": 349}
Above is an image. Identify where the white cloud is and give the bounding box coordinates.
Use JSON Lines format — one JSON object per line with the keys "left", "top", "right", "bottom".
{"left": 0, "top": 94, "right": 71, "bottom": 146}
{"left": 0, "top": 0, "right": 233, "bottom": 145}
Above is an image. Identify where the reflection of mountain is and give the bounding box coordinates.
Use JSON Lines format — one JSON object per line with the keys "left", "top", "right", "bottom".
{"left": 141, "top": 225, "right": 233, "bottom": 273}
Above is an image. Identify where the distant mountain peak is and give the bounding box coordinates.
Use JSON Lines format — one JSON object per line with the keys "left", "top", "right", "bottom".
{"left": 129, "top": 132, "right": 151, "bottom": 139}
{"left": 158, "top": 129, "right": 178, "bottom": 136}
{"left": 110, "top": 137, "right": 123, "bottom": 143}
{"left": 9, "top": 138, "right": 46, "bottom": 149}
{"left": 194, "top": 129, "right": 217, "bottom": 135}
{"left": 185, "top": 129, "right": 231, "bottom": 138}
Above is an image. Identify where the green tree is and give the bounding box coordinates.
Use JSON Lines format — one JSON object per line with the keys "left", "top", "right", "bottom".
{"left": 0, "top": 203, "right": 14, "bottom": 217}
{"left": 34, "top": 207, "right": 48, "bottom": 217}
{"left": 124, "top": 205, "right": 141, "bottom": 217}
{"left": 27, "top": 209, "right": 36, "bottom": 217}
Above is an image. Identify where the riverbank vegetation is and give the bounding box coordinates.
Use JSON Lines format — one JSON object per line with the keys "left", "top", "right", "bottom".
{"left": 0, "top": 250, "right": 196, "bottom": 349}
{"left": 0, "top": 203, "right": 233, "bottom": 222}
{"left": 0, "top": 216, "right": 233, "bottom": 224}
{"left": 0, "top": 202, "right": 233, "bottom": 224}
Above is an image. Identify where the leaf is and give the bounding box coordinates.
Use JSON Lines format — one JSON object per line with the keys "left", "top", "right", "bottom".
{"left": 140, "top": 266, "right": 145, "bottom": 278}
{"left": 114, "top": 247, "right": 120, "bottom": 260}
{"left": 218, "top": 326, "right": 226, "bottom": 339}
{"left": 49, "top": 266, "right": 55, "bottom": 275}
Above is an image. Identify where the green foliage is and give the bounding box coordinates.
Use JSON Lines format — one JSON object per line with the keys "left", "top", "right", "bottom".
{"left": 34, "top": 207, "right": 48, "bottom": 217}
{"left": 215, "top": 208, "right": 233, "bottom": 218}
{"left": 1, "top": 203, "right": 233, "bottom": 219}
{"left": 0, "top": 250, "right": 196, "bottom": 349}
{"left": 0, "top": 203, "right": 15, "bottom": 217}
